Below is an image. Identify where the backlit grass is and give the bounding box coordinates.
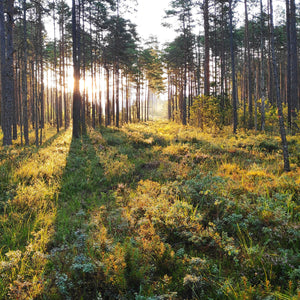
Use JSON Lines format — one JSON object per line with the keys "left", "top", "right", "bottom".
{"left": 0, "top": 121, "right": 299, "bottom": 299}
{"left": 0, "top": 128, "right": 71, "bottom": 298}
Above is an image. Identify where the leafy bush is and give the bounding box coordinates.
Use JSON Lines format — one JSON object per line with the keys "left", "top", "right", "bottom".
{"left": 1, "top": 121, "right": 299, "bottom": 299}
{"left": 190, "top": 95, "right": 232, "bottom": 130}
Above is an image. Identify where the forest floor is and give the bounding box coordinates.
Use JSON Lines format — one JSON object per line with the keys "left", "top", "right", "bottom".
{"left": 0, "top": 121, "right": 299, "bottom": 299}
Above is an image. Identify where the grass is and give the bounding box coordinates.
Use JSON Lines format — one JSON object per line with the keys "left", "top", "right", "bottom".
{"left": 0, "top": 121, "right": 299, "bottom": 299}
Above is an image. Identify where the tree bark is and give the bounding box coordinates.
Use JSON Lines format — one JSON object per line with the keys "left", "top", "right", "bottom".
{"left": 229, "top": 0, "right": 238, "bottom": 134}
{"left": 116, "top": 64, "right": 120, "bottom": 127}
{"left": 1, "top": 0, "right": 14, "bottom": 146}
{"left": 260, "top": 0, "right": 266, "bottom": 131}
{"left": 203, "top": 0, "right": 210, "bottom": 96}
{"left": 0, "top": 0, "right": 4, "bottom": 131}
{"left": 269, "top": 0, "right": 290, "bottom": 172}
{"left": 286, "top": 0, "right": 291, "bottom": 129}
{"left": 244, "top": 0, "right": 253, "bottom": 129}
{"left": 289, "top": 0, "right": 298, "bottom": 133}
{"left": 72, "top": 0, "right": 81, "bottom": 138}
{"left": 105, "top": 67, "right": 110, "bottom": 126}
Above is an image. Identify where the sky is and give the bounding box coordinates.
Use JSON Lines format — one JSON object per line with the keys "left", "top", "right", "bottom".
{"left": 49, "top": 0, "right": 286, "bottom": 49}
{"left": 134, "top": 0, "right": 177, "bottom": 45}
{"left": 60, "top": 0, "right": 176, "bottom": 45}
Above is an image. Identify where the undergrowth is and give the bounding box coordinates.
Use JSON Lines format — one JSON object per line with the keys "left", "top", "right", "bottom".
{"left": 0, "top": 121, "right": 299, "bottom": 299}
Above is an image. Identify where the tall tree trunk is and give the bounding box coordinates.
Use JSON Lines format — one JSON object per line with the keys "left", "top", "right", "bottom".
{"left": 244, "top": 0, "right": 253, "bottom": 129}
{"left": 144, "top": 84, "right": 147, "bottom": 121}
{"left": 182, "top": 56, "right": 187, "bottom": 125}
{"left": 90, "top": 7, "right": 95, "bottom": 129}
{"left": 61, "top": 8, "right": 68, "bottom": 129}
{"left": 255, "top": 60, "right": 258, "bottom": 131}
{"left": 267, "top": 1, "right": 274, "bottom": 106}
{"left": 168, "top": 73, "right": 171, "bottom": 120}
{"left": 31, "top": 60, "right": 34, "bottom": 129}
{"left": 1, "top": 0, "right": 14, "bottom": 146}
{"left": 220, "top": 1, "right": 226, "bottom": 104}
{"left": 0, "top": 0, "right": 4, "bottom": 131}
{"left": 105, "top": 67, "right": 110, "bottom": 126}
{"left": 148, "top": 88, "right": 150, "bottom": 121}
{"left": 38, "top": 2, "right": 44, "bottom": 144}
{"left": 72, "top": 0, "right": 81, "bottom": 138}
{"left": 12, "top": 60, "right": 17, "bottom": 140}
{"left": 289, "top": 0, "right": 298, "bottom": 133}
{"left": 92, "top": 67, "right": 96, "bottom": 128}
{"left": 46, "top": 66, "right": 50, "bottom": 124}
{"left": 16, "top": 54, "right": 22, "bottom": 145}
{"left": 112, "top": 68, "right": 115, "bottom": 125}
{"left": 7, "top": 0, "right": 14, "bottom": 143}
{"left": 269, "top": 0, "right": 290, "bottom": 172}
{"left": 35, "top": 61, "right": 38, "bottom": 147}
{"left": 99, "top": 67, "right": 102, "bottom": 126}
{"left": 40, "top": 60, "right": 44, "bottom": 143}
{"left": 125, "top": 75, "right": 129, "bottom": 123}
{"left": 203, "top": 0, "right": 210, "bottom": 96}
{"left": 260, "top": 0, "right": 266, "bottom": 131}
{"left": 53, "top": 0, "right": 59, "bottom": 133}
{"left": 59, "top": 32, "right": 63, "bottom": 129}
{"left": 136, "top": 81, "right": 140, "bottom": 121}
{"left": 81, "top": 0, "right": 86, "bottom": 133}
{"left": 229, "top": 0, "right": 238, "bottom": 134}
{"left": 116, "top": 64, "right": 120, "bottom": 127}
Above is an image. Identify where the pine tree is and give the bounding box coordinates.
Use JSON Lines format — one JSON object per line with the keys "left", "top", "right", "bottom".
{"left": 269, "top": 0, "right": 290, "bottom": 172}
{"left": 0, "top": 0, "right": 15, "bottom": 146}
{"left": 72, "top": 0, "right": 81, "bottom": 138}
{"left": 229, "top": 0, "right": 238, "bottom": 134}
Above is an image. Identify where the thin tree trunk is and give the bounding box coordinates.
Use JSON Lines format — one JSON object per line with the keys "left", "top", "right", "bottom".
{"left": 244, "top": 0, "right": 253, "bottom": 129}
{"left": 72, "top": 0, "right": 81, "bottom": 138}
{"left": 260, "top": 0, "right": 266, "bottom": 131}
{"left": 105, "top": 67, "right": 110, "bottom": 126}
{"left": 12, "top": 58, "right": 17, "bottom": 140}
{"left": 269, "top": 0, "right": 290, "bottom": 172}
{"left": 289, "top": 0, "right": 298, "bottom": 133}
{"left": 1, "top": 0, "right": 14, "bottom": 145}
{"left": 136, "top": 82, "right": 140, "bottom": 121}
{"left": 183, "top": 65, "right": 187, "bottom": 125}
{"left": 90, "top": 8, "right": 95, "bottom": 129}
{"left": 81, "top": 0, "right": 86, "bottom": 133}
{"left": 203, "top": 0, "right": 210, "bottom": 96}
{"left": 229, "top": 0, "right": 238, "bottom": 133}
{"left": 255, "top": 61, "right": 258, "bottom": 131}
{"left": 112, "top": 68, "right": 115, "bottom": 125}
{"left": 125, "top": 75, "right": 129, "bottom": 123}
{"left": 40, "top": 56, "right": 44, "bottom": 143}
{"left": 17, "top": 56, "right": 23, "bottom": 145}
{"left": 38, "top": 2, "right": 44, "bottom": 145}
{"left": 0, "top": 0, "right": 4, "bottom": 132}
{"left": 168, "top": 73, "right": 171, "bottom": 120}
{"left": 116, "top": 64, "right": 119, "bottom": 127}
{"left": 62, "top": 15, "right": 67, "bottom": 129}
{"left": 53, "top": 0, "right": 59, "bottom": 133}
{"left": 35, "top": 61, "right": 39, "bottom": 147}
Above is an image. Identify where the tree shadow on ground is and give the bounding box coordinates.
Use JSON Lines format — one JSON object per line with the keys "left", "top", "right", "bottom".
{"left": 53, "top": 133, "right": 106, "bottom": 245}
{"left": 46, "top": 125, "right": 274, "bottom": 299}
{"left": 47, "top": 126, "right": 170, "bottom": 298}
{"left": 47, "top": 131, "right": 112, "bottom": 299}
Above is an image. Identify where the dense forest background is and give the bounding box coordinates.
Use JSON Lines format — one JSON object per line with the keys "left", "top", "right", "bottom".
{"left": 0, "top": 0, "right": 299, "bottom": 144}
{"left": 0, "top": 0, "right": 300, "bottom": 299}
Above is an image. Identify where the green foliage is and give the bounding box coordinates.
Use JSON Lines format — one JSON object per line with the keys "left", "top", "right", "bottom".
{"left": 190, "top": 95, "right": 232, "bottom": 130}
{"left": 0, "top": 122, "right": 299, "bottom": 299}
{"left": 237, "top": 99, "right": 300, "bottom": 134}
{"left": 141, "top": 48, "right": 166, "bottom": 95}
